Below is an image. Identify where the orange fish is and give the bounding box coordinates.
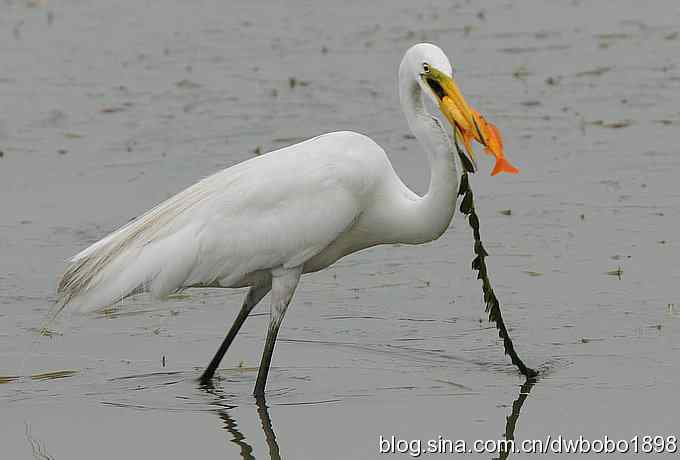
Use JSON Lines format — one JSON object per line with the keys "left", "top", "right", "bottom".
{"left": 441, "top": 97, "right": 519, "bottom": 176}
{"left": 470, "top": 108, "right": 519, "bottom": 176}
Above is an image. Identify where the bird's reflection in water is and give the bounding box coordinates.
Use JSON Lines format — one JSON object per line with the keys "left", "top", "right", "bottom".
{"left": 255, "top": 396, "right": 282, "bottom": 459}
{"left": 200, "top": 377, "right": 536, "bottom": 460}
{"left": 201, "top": 382, "right": 281, "bottom": 460}
{"left": 495, "top": 377, "right": 537, "bottom": 460}
{"left": 218, "top": 410, "right": 255, "bottom": 459}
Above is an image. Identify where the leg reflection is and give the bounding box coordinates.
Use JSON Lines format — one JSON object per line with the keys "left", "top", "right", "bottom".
{"left": 203, "top": 381, "right": 282, "bottom": 460}
{"left": 255, "top": 396, "right": 282, "bottom": 460}
{"left": 218, "top": 410, "right": 256, "bottom": 460}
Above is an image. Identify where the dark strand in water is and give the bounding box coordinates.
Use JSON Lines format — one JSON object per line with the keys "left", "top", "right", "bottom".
{"left": 498, "top": 378, "right": 536, "bottom": 460}
{"left": 455, "top": 145, "right": 537, "bottom": 378}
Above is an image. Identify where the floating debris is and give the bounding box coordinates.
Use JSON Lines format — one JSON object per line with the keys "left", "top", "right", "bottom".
{"left": 176, "top": 79, "right": 201, "bottom": 89}
{"left": 100, "top": 107, "right": 125, "bottom": 114}
{"left": 463, "top": 25, "right": 476, "bottom": 36}
{"left": 534, "top": 31, "right": 553, "bottom": 39}
{"left": 63, "top": 132, "right": 82, "bottom": 139}
{"left": 581, "top": 337, "right": 604, "bottom": 344}
{"left": 523, "top": 271, "right": 543, "bottom": 277}
{"left": 512, "top": 66, "right": 531, "bottom": 80}
{"left": 574, "top": 66, "right": 612, "bottom": 77}
{"left": 288, "top": 77, "right": 309, "bottom": 89}
{"left": 100, "top": 306, "right": 118, "bottom": 316}
{"left": 499, "top": 209, "right": 512, "bottom": 216}
{"left": 590, "top": 119, "right": 633, "bottom": 129}
{"left": 595, "top": 33, "right": 630, "bottom": 41}
{"left": 30, "top": 370, "right": 78, "bottom": 381}
{"left": 37, "top": 326, "right": 61, "bottom": 336}
{"left": 653, "top": 119, "right": 677, "bottom": 126}
{"left": 607, "top": 266, "right": 623, "bottom": 279}
{"left": 0, "top": 375, "right": 19, "bottom": 384}
{"left": 165, "top": 292, "right": 191, "bottom": 299}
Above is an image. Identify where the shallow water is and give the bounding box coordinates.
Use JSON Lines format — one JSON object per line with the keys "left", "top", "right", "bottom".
{"left": 1, "top": 0, "right": 679, "bottom": 458}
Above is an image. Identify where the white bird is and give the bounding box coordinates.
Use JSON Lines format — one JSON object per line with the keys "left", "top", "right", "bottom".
{"left": 56, "top": 43, "right": 480, "bottom": 396}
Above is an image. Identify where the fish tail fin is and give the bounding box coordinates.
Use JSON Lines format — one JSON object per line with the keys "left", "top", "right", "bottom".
{"left": 491, "top": 158, "right": 519, "bottom": 176}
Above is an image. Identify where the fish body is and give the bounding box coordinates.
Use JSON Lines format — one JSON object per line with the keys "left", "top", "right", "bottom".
{"left": 440, "top": 96, "right": 519, "bottom": 176}
{"left": 471, "top": 109, "right": 519, "bottom": 176}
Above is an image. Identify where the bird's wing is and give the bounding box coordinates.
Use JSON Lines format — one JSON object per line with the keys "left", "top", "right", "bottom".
{"left": 57, "top": 133, "right": 374, "bottom": 313}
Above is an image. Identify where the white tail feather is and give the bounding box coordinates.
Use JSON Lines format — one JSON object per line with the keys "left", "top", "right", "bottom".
{"left": 58, "top": 217, "right": 201, "bottom": 313}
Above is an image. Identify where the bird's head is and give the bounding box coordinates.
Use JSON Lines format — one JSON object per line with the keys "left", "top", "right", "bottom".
{"left": 401, "top": 43, "right": 482, "bottom": 172}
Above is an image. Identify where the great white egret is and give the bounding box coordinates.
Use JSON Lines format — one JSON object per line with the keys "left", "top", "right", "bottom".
{"left": 57, "top": 43, "right": 494, "bottom": 396}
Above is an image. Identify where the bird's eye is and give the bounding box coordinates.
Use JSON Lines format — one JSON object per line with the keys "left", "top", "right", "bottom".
{"left": 422, "top": 63, "right": 430, "bottom": 73}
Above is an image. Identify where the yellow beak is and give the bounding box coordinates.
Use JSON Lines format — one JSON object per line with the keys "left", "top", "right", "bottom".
{"left": 422, "top": 67, "right": 480, "bottom": 170}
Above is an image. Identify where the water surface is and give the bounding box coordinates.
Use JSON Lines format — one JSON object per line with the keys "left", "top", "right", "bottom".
{"left": 1, "top": 0, "right": 679, "bottom": 458}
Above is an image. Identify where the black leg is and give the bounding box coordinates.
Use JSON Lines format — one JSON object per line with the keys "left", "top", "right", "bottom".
{"left": 253, "top": 322, "right": 282, "bottom": 396}
{"left": 200, "top": 284, "right": 270, "bottom": 385}
{"left": 253, "top": 267, "right": 301, "bottom": 396}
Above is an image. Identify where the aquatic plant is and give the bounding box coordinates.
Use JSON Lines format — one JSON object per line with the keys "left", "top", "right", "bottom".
{"left": 456, "top": 147, "right": 537, "bottom": 378}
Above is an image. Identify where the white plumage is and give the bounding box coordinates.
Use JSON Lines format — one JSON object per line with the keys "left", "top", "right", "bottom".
{"left": 56, "top": 43, "right": 478, "bottom": 395}
{"left": 60, "top": 132, "right": 399, "bottom": 310}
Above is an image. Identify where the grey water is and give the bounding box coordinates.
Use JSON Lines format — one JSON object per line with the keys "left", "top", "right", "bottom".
{"left": 1, "top": 0, "right": 679, "bottom": 458}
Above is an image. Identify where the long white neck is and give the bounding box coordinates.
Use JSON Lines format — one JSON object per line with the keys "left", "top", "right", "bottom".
{"left": 394, "top": 62, "right": 459, "bottom": 244}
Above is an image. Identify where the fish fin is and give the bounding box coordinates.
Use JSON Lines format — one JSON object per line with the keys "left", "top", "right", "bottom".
{"left": 491, "top": 157, "right": 519, "bottom": 176}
